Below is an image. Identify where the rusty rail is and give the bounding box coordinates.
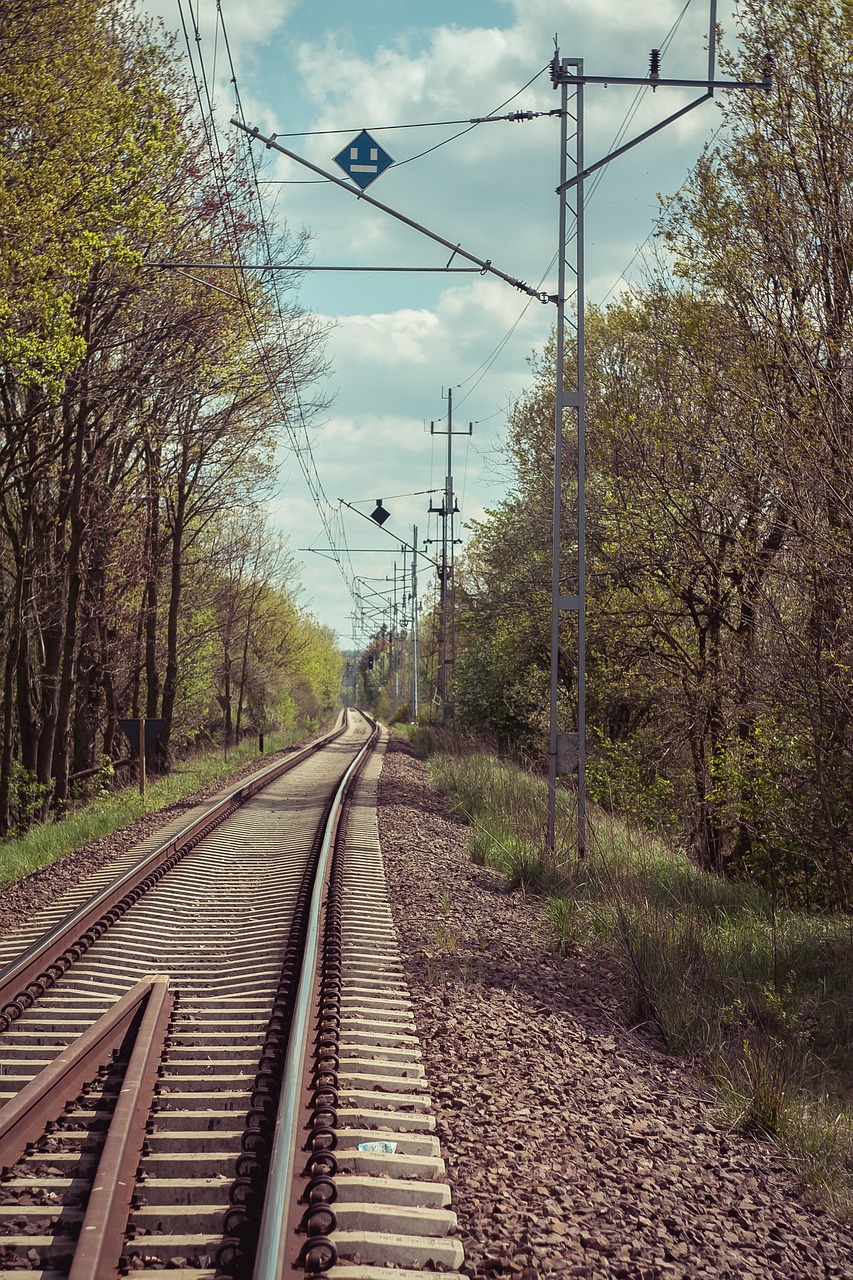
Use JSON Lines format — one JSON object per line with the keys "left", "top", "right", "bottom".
{"left": 69, "top": 976, "right": 173, "bottom": 1280}
{"left": 0, "top": 975, "right": 171, "bottom": 1173}
{"left": 0, "top": 710, "right": 374, "bottom": 1277}
{"left": 0, "top": 715, "right": 351, "bottom": 1032}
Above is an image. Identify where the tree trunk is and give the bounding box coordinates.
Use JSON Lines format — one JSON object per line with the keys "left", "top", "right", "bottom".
{"left": 144, "top": 443, "right": 161, "bottom": 719}
{"left": 222, "top": 641, "right": 232, "bottom": 749}
{"left": 235, "top": 603, "right": 255, "bottom": 741}
{"left": 0, "top": 556, "right": 27, "bottom": 835}
{"left": 51, "top": 402, "right": 90, "bottom": 812}
{"left": 158, "top": 478, "right": 187, "bottom": 766}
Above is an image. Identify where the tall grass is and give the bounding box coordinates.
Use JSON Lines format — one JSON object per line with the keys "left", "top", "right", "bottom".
{"left": 0, "top": 727, "right": 303, "bottom": 889}
{"left": 424, "top": 745, "right": 853, "bottom": 1216}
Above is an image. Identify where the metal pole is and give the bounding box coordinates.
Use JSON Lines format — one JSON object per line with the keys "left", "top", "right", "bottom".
{"left": 393, "top": 561, "right": 399, "bottom": 701}
{"left": 547, "top": 65, "right": 569, "bottom": 856}
{"left": 445, "top": 389, "right": 453, "bottom": 719}
{"left": 431, "top": 397, "right": 452, "bottom": 721}
{"left": 544, "top": 14, "right": 766, "bottom": 854}
{"left": 576, "top": 63, "right": 587, "bottom": 859}
{"left": 435, "top": 530, "right": 446, "bottom": 714}
{"left": 412, "top": 525, "right": 419, "bottom": 718}
{"left": 429, "top": 389, "right": 471, "bottom": 722}
{"left": 138, "top": 716, "right": 146, "bottom": 799}
{"left": 401, "top": 543, "right": 408, "bottom": 706}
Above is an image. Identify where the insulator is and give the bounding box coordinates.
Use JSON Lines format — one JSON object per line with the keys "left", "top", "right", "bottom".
{"left": 650, "top": 48, "right": 661, "bottom": 78}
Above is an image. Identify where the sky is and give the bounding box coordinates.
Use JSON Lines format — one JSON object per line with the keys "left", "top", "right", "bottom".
{"left": 150, "top": 0, "right": 747, "bottom": 648}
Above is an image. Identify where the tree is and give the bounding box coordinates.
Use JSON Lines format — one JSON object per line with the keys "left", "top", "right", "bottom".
{"left": 0, "top": 0, "right": 332, "bottom": 831}
{"left": 660, "top": 0, "right": 853, "bottom": 906}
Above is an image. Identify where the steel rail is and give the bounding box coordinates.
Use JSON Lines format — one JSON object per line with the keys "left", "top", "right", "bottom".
{"left": 0, "top": 975, "right": 169, "bottom": 1173}
{"left": 0, "top": 715, "right": 351, "bottom": 1030}
{"left": 69, "top": 976, "right": 174, "bottom": 1280}
{"left": 252, "top": 714, "right": 379, "bottom": 1280}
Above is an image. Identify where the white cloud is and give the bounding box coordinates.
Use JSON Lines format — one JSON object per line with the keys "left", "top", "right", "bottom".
{"left": 142, "top": 0, "right": 743, "bottom": 642}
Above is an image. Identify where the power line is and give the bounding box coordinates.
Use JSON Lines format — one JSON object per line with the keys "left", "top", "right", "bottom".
{"left": 395, "top": 64, "right": 552, "bottom": 170}
{"left": 268, "top": 105, "right": 555, "bottom": 139}
{"left": 587, "top": 0, "right": 693, "bottom": 205}
{"left": 597, "top": 120, "right": 725, "bottom": 307}
{"left": 457, "top": 0, "right": 697, "bottom": 411}
{"left": 210, "top": 0, "right": 367, "bottom": 626}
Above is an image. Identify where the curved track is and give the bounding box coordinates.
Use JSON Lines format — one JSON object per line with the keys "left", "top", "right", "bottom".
{"left": 0, "top": 714, "right": 463, "bottom": 1280}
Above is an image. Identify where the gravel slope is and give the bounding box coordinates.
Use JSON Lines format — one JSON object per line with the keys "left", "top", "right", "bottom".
{"left": 377, "top": 733, "right": 853, "bottom": 1280}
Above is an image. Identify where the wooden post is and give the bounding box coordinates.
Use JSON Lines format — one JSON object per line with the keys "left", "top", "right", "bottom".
{"left": 139, "top": 715, "right": 146, "bottom": 798}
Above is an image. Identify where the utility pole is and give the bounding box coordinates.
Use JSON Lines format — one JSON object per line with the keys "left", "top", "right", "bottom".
{"left": 385, "top": 562, "right": 402, "bottom": 705}
{"left": 393, "top": 561, "right": 400, "bottom": 701}
{"left": 400, "top": 542, "right": 409, "bottom": 708}
{"left": 427, "top": 388, "right": 471, "bottom": 722}
{"left": 411, "top": 524, "right": 419, "bottom": 719}
{"left": 546, "top": 12, "right": 771, "bottom": 859}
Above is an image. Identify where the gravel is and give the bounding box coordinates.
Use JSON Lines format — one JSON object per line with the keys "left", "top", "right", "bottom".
{"left": 377, "top": 732, "right": 853, "bottom": 1280}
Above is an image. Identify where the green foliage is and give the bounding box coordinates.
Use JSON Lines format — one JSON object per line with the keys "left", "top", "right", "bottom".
{"left": 714, "top": 1035, "right": 802, "bottom": 1138}
{"left": 178, "top": 604, "right": 218, "bottom": 741}
{"left": 454, "top": 629, "right": 544, "bottom": 754}
{"left": 7, "top": 764, "right": 51, "bottom": 834}
{"left": 545, "top": 896, "right": 579, "bottom": 956}
{"left": 0, "top": 0, "right": 182, "bottom": 391}
{"left": 0, "top": 0, "right": 331, "bottom": 836}
{"left": 448, "top": 0, "right": 853, "bottom": 913}
{"left": 586, "top": 727, "right": 677, "bottom": 835}
{"left": 405, "top": 724, "right": 439, "bottom": 758}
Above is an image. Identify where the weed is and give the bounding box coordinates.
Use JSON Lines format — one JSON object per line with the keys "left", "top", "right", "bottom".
{"left": 469, "top": 829, "right": 492, "bottom": 866}
{"left": 502, "top": 835, "right": 566, "bottom": 896}
{"left": 7, "top": 763, "right": 51, "bottom": 832}
{"left": 435, "top": 922, "right": 459, "bottom": 953}
{"left": 714, "top": 1034, "right": 803, "bottom": 1137}
{"left": 782, "top": 1097, "right": 853, "bottom": 1217}
{"left": 407, "top": 724, "right": 438, "bottom": 758}
{"left": 546, "top": 896, "right": 577, "bottom": 956}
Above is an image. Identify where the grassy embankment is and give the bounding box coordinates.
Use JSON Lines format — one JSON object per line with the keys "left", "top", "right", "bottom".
{"left": 409, "top": 728, "right": 853, "bottom": 1218}
{"left": 0, "top": 727, "right": 307, "bottom": 890}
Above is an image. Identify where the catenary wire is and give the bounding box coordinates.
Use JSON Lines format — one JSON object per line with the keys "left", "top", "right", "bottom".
{"left": 211, "top": 0, "right": 366, "bottom": 626}
{"left": 394, "top": 62, "right": 551, "bottom": 169}
{"left": 457, "top": 0, "right": 696, "bottom": 408}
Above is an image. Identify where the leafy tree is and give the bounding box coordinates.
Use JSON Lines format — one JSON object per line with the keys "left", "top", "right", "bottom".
{"left": 659, "top": 0, "right": 853, "bottom": 906}
{"left": 0, "top": 0, "right": 332, "bottom": 831}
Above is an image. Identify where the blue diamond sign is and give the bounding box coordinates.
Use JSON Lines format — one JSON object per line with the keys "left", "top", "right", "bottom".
{"left": 334, "top": 130, "right": 394, "bottom": 190}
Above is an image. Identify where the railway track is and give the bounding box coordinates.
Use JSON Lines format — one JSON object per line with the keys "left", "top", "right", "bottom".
{"left": 0, "top": 711, "right": 463, "bottom": 1280}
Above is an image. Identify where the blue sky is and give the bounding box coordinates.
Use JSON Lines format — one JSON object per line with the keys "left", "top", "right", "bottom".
{"left": 151, "top": 0, "right": 745, "bottom": 645}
